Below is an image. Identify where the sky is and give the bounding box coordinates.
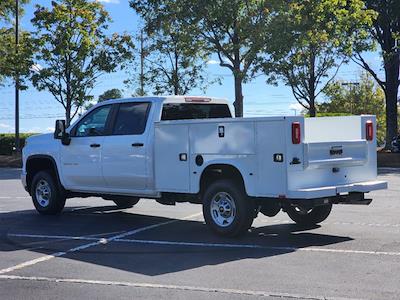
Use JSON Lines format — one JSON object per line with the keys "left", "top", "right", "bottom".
{"left": 0, "top": 0, "right": 385, "bottom": 133}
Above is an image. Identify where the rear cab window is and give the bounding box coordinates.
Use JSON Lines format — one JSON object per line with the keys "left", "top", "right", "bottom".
{"left": 161, "top": 103, "right": 232, "bottom": 121}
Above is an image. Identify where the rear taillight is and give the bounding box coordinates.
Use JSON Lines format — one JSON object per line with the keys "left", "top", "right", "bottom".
{"left": 366, "top": 121, "right": 373, "bottom": 141}
{"left": 292, "top": 122, "right": 301, "bottom": 144}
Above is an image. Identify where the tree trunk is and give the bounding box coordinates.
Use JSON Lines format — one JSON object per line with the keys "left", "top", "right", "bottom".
{"left": 384, "top": 54, "right": 399, "bottom": 148}
{"left": 233, "top": 73, "right": 244, "bottom": 117}
{"left": 309, "top": 99, "right": 316, "bottom": 117}
{"left": 65, "top": 103, "right": 71, "bottom": 128}
{"left": 384, "top": 84, "right": 398, "bottom": 146}
{"left": 308, "top": 50, "right": 317, "bottom": 118}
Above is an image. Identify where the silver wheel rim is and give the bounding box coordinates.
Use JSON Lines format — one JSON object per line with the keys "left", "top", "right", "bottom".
{"left": 210, "top": 192, "right": 236, "bottom": 227}
{"left": 35, "top": 179, "right": 51, "bottom": 208}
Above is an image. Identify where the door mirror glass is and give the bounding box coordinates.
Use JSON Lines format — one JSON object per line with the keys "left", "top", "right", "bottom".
{"left": 54, "top": 120, "right": 66, "bottom": 139}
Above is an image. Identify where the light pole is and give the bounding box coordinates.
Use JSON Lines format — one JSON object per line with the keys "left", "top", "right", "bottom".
{"left": 15, "top": 0, "right": 20, "bottom": 153}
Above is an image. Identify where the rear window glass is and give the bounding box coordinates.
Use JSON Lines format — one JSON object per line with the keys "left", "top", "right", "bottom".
{"left": 161, "top": 103, "right": 232, "bottom": 121}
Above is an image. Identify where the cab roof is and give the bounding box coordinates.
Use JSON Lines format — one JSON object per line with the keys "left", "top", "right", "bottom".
{"left": 99, "top": 96, "right": 229, "bottom": 106}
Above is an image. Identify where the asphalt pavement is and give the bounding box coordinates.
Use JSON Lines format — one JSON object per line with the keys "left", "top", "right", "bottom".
{"left": 0, "top": 168, "right": 399, "bottom": 300}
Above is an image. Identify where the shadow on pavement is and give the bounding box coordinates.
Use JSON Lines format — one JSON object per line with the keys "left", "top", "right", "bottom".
{"left": 0, "top": 205, "right": 353, "bottom": 276}
{"left": 378, "top": 168, "right": 400, "bottom": 175}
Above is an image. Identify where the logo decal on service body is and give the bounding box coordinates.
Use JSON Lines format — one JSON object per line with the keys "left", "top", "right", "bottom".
{"left": 329, "top": 146, "right": 343, "bottom": 156}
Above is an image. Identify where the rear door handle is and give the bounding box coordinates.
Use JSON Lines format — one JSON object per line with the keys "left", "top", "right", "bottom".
{"left": 90, "top": 143, "right": 101, "bottom": 148}
{"left": 131, "top": 143, "right": 144, "bottom": 147}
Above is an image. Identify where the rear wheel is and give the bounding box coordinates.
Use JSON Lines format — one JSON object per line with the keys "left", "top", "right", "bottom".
{"left": 286, "top": 203, "right": 332, "bottom": 226}
{"left": 202, "top": 180, "right": 254, "bottom": 237}
{"left": 31, "top": 170, "right": 65, "bottom": 215}
{"left": 113, "top": 198, "right": 140, "bottom": 209}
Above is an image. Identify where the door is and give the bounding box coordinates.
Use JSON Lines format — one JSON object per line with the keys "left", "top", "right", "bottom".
{"left": 60, "top": 105, "right": 113, "bottom": 190}
{"left": 102, "top": 102, "right": 151, "bottom": 191}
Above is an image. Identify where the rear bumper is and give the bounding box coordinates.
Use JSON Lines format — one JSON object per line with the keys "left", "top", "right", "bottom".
{"left": 288, "top": 180, "right": 387, "bottom": 199}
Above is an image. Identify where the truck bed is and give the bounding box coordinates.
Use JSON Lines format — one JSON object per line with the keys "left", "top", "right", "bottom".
{"left": 154, "top": 115, "right": 387, "bottom": 199}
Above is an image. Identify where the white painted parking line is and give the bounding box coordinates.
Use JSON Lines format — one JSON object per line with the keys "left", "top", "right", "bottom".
{"left": 115, "top": 239, "right": 400, "bottom": 256}
{"left": 8, "top": 232, "right": 400, "bottom": 257}
{"left": 8, "top": 230, "right": 126, "bottom": 248}
{"left": 260, "top": 219, "right": 400, "bottom": 228}
{"left": 0, "top": 274, "right": 364, "bottom": 300}
{"left": 0, "top": 212, "right": 202, "bottom": 275}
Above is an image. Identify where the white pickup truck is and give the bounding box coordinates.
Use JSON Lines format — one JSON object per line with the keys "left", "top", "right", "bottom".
{"left": 22, "top": 96, "right": 387, "bottom": 236}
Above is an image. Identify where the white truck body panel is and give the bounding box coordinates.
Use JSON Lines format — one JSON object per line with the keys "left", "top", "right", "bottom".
{"left": 154, "top": 115, "right": 386, "bottom": 199}
{"left": 22, "top": 96, "right": 387, "bottom": 202}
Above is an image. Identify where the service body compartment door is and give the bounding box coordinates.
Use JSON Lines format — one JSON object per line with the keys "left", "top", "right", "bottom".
{"left": 155, "top": 123, "right": 190, "bottom": 192}
{"left": 255, "top": 121, "right": 286, "bottom": 197}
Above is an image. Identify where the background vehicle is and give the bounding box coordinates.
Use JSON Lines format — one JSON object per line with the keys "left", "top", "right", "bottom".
{"left": 22, "top": 96, "right": 387, "bottom": 236}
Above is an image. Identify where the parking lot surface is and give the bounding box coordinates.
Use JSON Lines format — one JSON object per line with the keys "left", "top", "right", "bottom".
{"left": 0, "top": 168, "right": 399, "bottom": 299}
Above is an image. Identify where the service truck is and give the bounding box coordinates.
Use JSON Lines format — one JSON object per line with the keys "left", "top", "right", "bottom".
{"left": 22, "top": 96, "right": 387, "bottom": 236}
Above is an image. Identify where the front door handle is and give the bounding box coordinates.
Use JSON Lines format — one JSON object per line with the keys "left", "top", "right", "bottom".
{"left": 132, "top": 143, "right": 144, "bottom": 147}
{"left": 90, "top": 143, "right": 101, "bottom": 148}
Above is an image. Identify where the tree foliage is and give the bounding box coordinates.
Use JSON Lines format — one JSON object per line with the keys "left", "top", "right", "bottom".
{"left": 320, "top": 73, "right": 386, "bottom": 144}
{"left": 129, "top": 2, "right": 214, "bottom": 96}
{"left": 98, "top": 88, "right": 123, "bottom": 102}
{"left": 0, "top": 0, "right": 29, "bottom": 22}
{"left": 185, "top": 0, "right": 274, "bottom": 117}
{"left": 262, "top": 0, "right": 375, "bottom": 117}
{"left": 31, "top": 0, "right": 134, "bottom": 126}
{"left": 0, "top": 0, "right": 32, "bottom": 87}
{"left": 352, "top": 0, "right": 400, "bottom": 146}
{"left": 130, "top": 0, "right": 273, "bottom": 117}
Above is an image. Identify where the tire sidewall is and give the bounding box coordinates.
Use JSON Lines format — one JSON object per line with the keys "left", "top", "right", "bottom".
{"left": 286, "top": 203, "right": 332, "bottom": 225}
{"left": 113, "top": 198, "right": 140, "bottom": 208}
{"left": 202, "top": 180, "right": 254, "bottom": 237}
{"left": 31, "top": 170, "right": 65, "bottom": 215}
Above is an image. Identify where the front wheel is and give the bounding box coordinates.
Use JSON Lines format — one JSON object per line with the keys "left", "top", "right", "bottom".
{"left": 202, "top": 180, "right": 254, "bottom": 237}
{"left": 286, "top": 203, "right": 332, "bottom": 226}
{"left": 31, "top": 170, "right": 66, "bottom": 215}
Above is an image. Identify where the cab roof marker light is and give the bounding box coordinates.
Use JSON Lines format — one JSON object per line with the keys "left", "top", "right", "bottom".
{"left": 185, "top": 97, "right": 212, "bottom": 103}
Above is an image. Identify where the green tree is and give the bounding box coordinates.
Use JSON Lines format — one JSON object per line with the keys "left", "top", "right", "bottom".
{"left": 0, "top": 0, "right": 29, "bottom": 21}
{"left": 262, "top": 0, "right": 375, "bottom": 117}
{"left": 130, "top": 0, "right": 273, "bottom": 117}
{"left": 352, "top": 0, "right": 400, "bottom": 146}
{"left": 129, "top": 3, "right": 215, "bottom": 96}
{"left": 0, "top": 0, "right": 32, "bottom": 87}
{"left": 98, "top": 88, "right": 123, "bottom": 102}
{"left": 31, "top": 0, "right": 134, "bottom": 126}
{"left": 320, "top": 73, "right": 386, "bottom": 144}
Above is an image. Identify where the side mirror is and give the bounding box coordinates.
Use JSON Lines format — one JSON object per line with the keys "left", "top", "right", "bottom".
{"left": 54, "top": 120, "right": 66, "bottom": 139}
{"left": 54, "top": 120, "right": 71, "bottom": 145}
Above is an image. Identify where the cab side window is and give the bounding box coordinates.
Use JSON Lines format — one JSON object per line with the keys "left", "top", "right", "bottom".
{"left": 74, "top": 105, "right": 112, "bottom": 137}
{"left": 112, "top": 102, "right": 151, "bottom": 135}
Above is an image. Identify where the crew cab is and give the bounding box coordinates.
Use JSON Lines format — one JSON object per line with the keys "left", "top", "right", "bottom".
{"left": 22, "top": 96, "right": 387, "bottom": 236}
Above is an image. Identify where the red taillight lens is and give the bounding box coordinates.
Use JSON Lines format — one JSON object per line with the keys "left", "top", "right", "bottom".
{"left": 292, "top": 122, "right": 301, "bottom": 144}
{"left": 366, "top": 121, "right": 373, "bottom": 141}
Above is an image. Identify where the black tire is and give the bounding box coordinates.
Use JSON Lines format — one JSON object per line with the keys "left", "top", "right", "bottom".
{"left": 113, "top": 198, "right": 140, "bottom": 209}
{"left": 202, "top": 179, "right": 254, "bottom": 237}
{"left": 31, "top": 170, "right": 66, "bottom": 215}
{"left": 286, "top": 203, "right": 332, "bottom": 226}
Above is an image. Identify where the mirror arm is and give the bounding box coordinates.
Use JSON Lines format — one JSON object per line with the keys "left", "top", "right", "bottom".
{"left": 61, "top": 133, "right": 71, "bottom": 146}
